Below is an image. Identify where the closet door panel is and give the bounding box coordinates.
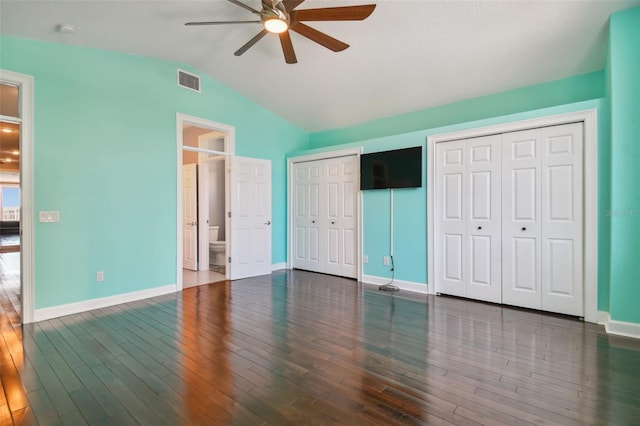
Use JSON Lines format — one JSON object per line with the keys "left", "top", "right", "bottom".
{"left": 502, "top": 129, "right": 542, "bottom": 309}
{"left": 467, "top": 135, "right": 502, "bottom": 303}
{"left": 321, "top": 155, "right": 358, "bottom": 278}
{"left": 292, "top": 161, "right": 322, "bottom": 273}
{"left": 540, "top": 123, "right": 583, "bottom": 316}
{"left": 435, "top": 141, "right": 467, "bottom": 297}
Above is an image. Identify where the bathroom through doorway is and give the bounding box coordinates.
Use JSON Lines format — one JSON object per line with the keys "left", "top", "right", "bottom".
{"left": 181, "top": 123, "right": 229, "bottom": 288}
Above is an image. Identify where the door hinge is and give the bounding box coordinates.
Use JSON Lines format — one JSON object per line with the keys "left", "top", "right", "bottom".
{"left": 228, "top": 256, "right": 231, "bottom": 263}
{"left": 228, "top": 211, "right": 231, "bottom": 218}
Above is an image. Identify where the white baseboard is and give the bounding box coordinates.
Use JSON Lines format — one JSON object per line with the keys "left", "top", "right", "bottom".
{"left": 361, "top": 274, "right": 429, "bottom": 295}
{"left": 34, "top": 284, "right": 177, "bottom": 323}
{"left": 272, "top": 262, "right": 287, "bottom": 271}
{"left": 598, "top": 311, "right": 640, "bottom": 339}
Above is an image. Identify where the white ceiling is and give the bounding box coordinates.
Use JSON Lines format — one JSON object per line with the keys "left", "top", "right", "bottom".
{"left": 1, "top": 0, "right": 638, "bottom": 132}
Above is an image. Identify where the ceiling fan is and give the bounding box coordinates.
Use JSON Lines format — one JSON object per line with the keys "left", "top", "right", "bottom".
{"left": 185, "top": 0, "right": 376, "bottom": 64}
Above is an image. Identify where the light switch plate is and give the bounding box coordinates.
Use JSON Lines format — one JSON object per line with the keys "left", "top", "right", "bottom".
{"left": 39, "top": 211, "right": 60, "bottom": 223}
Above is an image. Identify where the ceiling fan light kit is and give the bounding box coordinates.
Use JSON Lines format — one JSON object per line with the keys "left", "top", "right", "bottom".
{"left": 186, "top": 0, "right": 376, "bottom": 64}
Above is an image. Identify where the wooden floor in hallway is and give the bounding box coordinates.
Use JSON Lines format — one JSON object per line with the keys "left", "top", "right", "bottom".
{"left": 1, "top": 269, "right": 639, "bottom": 425}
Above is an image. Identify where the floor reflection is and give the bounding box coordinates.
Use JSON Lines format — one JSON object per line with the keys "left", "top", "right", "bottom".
{"left": 2, "top": 270, "right": 639, "bottom": 424}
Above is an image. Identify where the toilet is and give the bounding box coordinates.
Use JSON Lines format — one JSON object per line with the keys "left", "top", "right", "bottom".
{"left": 208, "top": 226, "right": 226, "bottom": 266}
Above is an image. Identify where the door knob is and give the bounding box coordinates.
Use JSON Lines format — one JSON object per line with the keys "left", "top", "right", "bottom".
{"left": 477, "top": 226, "right": 482, "bottom": 230}
{"left": 331, "top": 221, "right": 336, "bottom": 224}
{"left": 312, "top": 220, "right": 316, "bottom": 224}
{"left": 521, "top": 227, "right": 526, "bottom": 231}
{"left": 265, "top": 221, "right": 271, "bottom": 225}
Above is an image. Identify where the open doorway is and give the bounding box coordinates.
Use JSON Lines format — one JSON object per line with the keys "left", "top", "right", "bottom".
{"left": 0, "top": 71, "right": 34, "bottom": 325}
{"left": 0, "top": 118, "right": 21, "bottom": 321}
{"left": 178, "top": 115, "right": 234, "bottom": 289}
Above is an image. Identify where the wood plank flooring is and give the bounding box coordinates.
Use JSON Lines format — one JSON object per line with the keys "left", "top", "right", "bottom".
{"left": 1, "top": 269, "right": 640, "bottom": 425}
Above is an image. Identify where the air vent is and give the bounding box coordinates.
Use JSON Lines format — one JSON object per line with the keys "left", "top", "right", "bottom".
{"left": 177, "top": 69, "right": 200, "bottom": 92}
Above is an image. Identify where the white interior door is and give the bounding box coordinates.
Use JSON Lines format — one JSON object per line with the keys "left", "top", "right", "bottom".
{"left": 502, "top": 128, "right": 542, "bottom": 309}
{"left": 292, "top": 160, "right": 322, "bottom": 273}
{"left": 182, "top": 163, "right": 198, "bottom": 271}
{"left": 466, "top": 135, "right": 502, "bottom": 303}
{"left": 323, "top": 156, "right": 358, "bottom": 278}
{"left": 292, "top": 156, "right": 357, "bottom": 278}
{"left": 435, "top": 140, "right": 467, "bottom": 297}
{"left": 230, "top": 156, "right": 272, "bottom": 280}
{"left": 540, "top": 123, "right": 583, "bottom": 316}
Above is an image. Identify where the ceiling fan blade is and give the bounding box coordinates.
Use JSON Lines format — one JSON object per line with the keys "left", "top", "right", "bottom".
{"left": 235, "top": 29, "right": 269, "bottom": 56}
{"left": 185, "top": 20, "right": 261, "bottom": 26}
{"left": 282, "top": 0, "right": 305, "bottom": 12}
{"left": 292, "top": 4, "right": 376, "bottom": 21}
{"left": 279, "top": 31, "right": 298, "bottom": 64}
{"left": 290, "top": 22, "right": 348, "bottom": 52}
{"left": 228, "top": 0, "right": 262, "bottom": 15}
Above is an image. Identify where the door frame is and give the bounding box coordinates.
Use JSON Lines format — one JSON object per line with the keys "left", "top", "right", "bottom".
{"left": 176, "top": 113, "right": 235, "bottom": 291}
{"left": 0, "top": 69, "right": 34, "bottom": 324}
{"left": 427, "top": 109, "right": 597, "bottom": 323}
{"left": 287, "top": 147, "right": 363, "bottom": 281}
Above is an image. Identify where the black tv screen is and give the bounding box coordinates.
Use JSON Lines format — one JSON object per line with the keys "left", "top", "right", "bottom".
{"left": 360, "top": 146, "right": 422, "bottom": 190}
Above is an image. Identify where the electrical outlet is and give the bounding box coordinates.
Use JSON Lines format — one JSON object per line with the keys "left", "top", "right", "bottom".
{"left": 383, "top": 256, "right": 389, "bottom": 266}
{"left": 96, "top": 271, "right": 104, "bottom": 282}
{"left": 363, "top": 255, "right": 368, "bottom": 264}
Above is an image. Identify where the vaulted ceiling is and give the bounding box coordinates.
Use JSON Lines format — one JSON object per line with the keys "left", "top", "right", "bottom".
{"left": 1, "top": 0, "right": 638, "bottom": 132}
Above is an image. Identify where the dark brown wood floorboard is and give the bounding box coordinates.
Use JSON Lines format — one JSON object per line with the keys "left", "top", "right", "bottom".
{"left": 1, "top": 268, "right": 640, "bottom": 425}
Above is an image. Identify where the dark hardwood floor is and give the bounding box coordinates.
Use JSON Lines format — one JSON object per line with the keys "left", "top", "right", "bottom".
{"left": 1, "top": 269, "right": 639, "bottom": 425}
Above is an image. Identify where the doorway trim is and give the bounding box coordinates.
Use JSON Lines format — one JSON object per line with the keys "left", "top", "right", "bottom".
{"left": 287, "top": 147, "right": 363, "bottom": 282}
{"left": 0, "top": 69, "right": 34, "bottom": 324}
{"left": 176, "top": 113, "right": 235, "bottom": 291}
{"left": 427, "top": 109, "right": 597, "bottom": 323}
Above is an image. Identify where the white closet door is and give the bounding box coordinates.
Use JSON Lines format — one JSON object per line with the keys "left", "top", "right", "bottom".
{"left": 323, "top": 156, "right": 357, "bottom": 278}
{"left": 466, "top": 135, "right": 502, "bottom": 303}
{"left": 502, "top": 129, "right": 543, "bottom": 310}
{"left": 292, "top": 156, "right": 357, "bottom": 278}
{"left": 435, "top": 140, "right": 467, "bottom": 297}
{"left": 292, "top": 160, "right": 322, "bottom": 273}
{"left": 540, "top": 123, "right": 583, "bottom": 316}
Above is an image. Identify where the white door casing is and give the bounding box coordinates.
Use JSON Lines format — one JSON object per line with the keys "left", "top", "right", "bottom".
{"left": 230, "top": 156, "right": 272, "bottom": 280}
{"left": 291, "top": 155, "right": 358, "bottom": 279}
{"left": 182, "top": 163, "right": 198, "bottom": 271}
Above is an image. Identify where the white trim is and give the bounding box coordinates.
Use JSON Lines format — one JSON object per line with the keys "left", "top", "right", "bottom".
{"left": 176, "top": 113, "right": 236, "bottom": 290}
{"left": 287, "top": 147, "right": 364, "bottom": 281}
{"left": 0, "top": 69, "right": 35, "bottom": 324}
{"left": 427, "top": 109, "right": 598, "bottom": 322}
{"left": 34, "top": 285, "right": 176, "bottom": 322}
{"left": 598, "top": 312, "right": 640, "bottom": 339}
{"left": 362, "top": 274, "right": 429, "bottom": 295}
{"left": 272, "top": 262, "right": 286, "bottom": 271}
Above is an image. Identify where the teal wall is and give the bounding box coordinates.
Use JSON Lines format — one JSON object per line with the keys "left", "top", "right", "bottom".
{"left": 310, "top": 71, "right": 605, "bottom": 148}
{"left": 608, "top": 8, "right": 640, "bottom": 324}
{"left": 0, "top": 36, "right": 308, "bottom": 309}
{"left": 298, "top": 75, "right": 611, "bottom": 311}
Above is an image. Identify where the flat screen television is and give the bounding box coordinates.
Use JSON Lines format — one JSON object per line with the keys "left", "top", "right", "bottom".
{"left": 360, "top": 146, "right": 422, "bottom": 190}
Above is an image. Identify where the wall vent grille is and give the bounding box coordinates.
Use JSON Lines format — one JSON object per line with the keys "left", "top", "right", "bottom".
{"left": 177, "top": 69, "right": 200, "bottom": 92}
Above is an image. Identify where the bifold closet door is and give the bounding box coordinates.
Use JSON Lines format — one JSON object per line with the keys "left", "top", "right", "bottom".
{"left": 502, "top": 123, "right": 583, "bottom": 316}
{"left": 435, "top": 135, "right": 502, "bottom": 303}
{"left": 293, "top": 160, "right": 322, "bottom": 273}
{"left": 292, "top": 156, "right": 357, "bottom": 278}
